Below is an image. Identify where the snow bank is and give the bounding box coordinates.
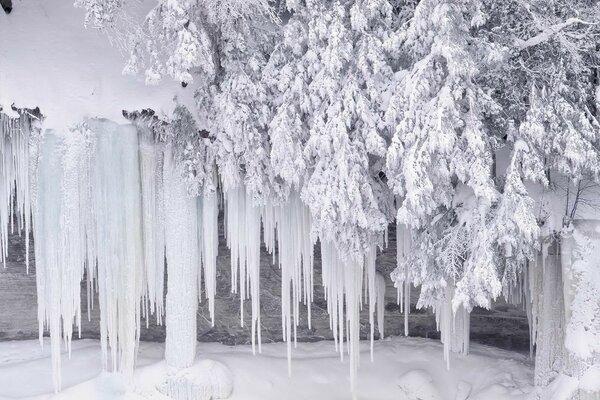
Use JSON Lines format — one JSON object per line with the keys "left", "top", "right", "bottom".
{"left": 0, "top": 337, "right": 534, "bottom": 400}
{"left": 0, "top": 0, "right": 193, "bottom": 130}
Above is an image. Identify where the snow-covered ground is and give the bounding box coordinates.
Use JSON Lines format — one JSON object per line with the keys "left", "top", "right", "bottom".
{"left": 0, "top": 337, "right": 533, "bottom": 400}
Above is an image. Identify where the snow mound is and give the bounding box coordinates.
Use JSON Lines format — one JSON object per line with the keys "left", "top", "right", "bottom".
{"left": 470, "top": 382, "right": 528, "bottom": 400}
{"left": 158, "top": 360, "right": 233, "bottom": 400}
{"left": 455, "top": 381, "right": 472, "bottom": 400}
{"left": 396, "top": 370, "right": 442, "bottom": 400}
{"left": 580, "top": 365, "right": 600, "bottom": 393}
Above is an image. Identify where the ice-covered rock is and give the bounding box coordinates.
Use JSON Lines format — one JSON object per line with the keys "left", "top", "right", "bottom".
{"left": 396, "top": 369, "right": 441, "bottom": 400}
{"left": 455, "top": 380, "right": 472, "bottom": 400}
{"left": 158, "top": 360, "right": 233, "bottom": 400}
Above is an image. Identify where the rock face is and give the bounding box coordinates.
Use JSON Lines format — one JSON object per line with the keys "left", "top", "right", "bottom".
{"left": 0, "top": 218, "right": 530, "bottom": 351}
{"left": 0, "top": 0, "right": 11, "bottom": 14}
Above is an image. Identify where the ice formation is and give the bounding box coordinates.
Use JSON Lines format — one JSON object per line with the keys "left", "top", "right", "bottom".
{"left": 201, "top": 190, "right": 219, "bottom": 326}
{"left": 0, "top": 113, "right": 35, "bottom": 271}
{"left": 139, "top": 128, "right": 166, "bottom": 325}
{"left": 261, "top": 191, "right": 315, "bottom": 373}
{"left": 320, "top": 241, "right": 370, "bottom": 396}
{"left": 6, "top": 110, "right": 599, "bottom": 399}
{"left": 92, "top": 121, "right": 145, "bottom": 379}
{"left": 225, "top": 186, "right": 262, "bottom": 354}
{"left": 32, "top": 120, "right": 146, "bottom": 389}
{"left": 164, "top": 144, "right": 201, "bottom": 369}
{"left": 435, "top": 285, "right": 470, "bottom": 369}
{"left": 396, "top": 222, "right": 411, "bottom": 337}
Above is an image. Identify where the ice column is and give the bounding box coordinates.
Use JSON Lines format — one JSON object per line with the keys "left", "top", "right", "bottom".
{"left": 163, "top": 145, "right": 201, "bottom": 369}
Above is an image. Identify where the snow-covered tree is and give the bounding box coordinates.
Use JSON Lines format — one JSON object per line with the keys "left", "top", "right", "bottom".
{"left": 385, "top": 0, "right": 503, "bottom": 308}
{"left": 196, "top": 11, "right": 281, "bottom": 202}
{"left": 264, "top": 0, "right": 400, "bottom": 258}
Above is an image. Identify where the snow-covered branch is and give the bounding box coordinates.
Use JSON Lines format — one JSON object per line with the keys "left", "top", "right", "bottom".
{"left": 514, "top": 18, "right": 596, "bottom": 50}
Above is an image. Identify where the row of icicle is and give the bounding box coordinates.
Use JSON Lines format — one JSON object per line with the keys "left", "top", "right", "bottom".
{"left": 1, "top": 114, "right": 475, "bottom": 397}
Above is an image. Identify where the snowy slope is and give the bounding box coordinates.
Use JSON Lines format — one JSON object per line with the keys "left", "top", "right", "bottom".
{"left": 0, "top": 0, "right": 193, "bottom": 129}
{"left": 0, "top": 337, "right": 534, "bottom": 400}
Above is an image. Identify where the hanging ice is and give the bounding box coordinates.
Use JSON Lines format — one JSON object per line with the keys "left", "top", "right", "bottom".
{"left": 33, "top": 128, "right": 94, "bottom": 391}
{"left": 201, "top": 189, "right": 219, "bottom": 326}
{"left": 396, "top": 222, "right": 411, "bottom": 336}
{"left": 139, "top": 127, "right": 166, "bottom": 325}
{"left": 262, "top": 191, "right": 314, "bottom": 373}
{"left": 34, "top": 120, "right": 148, "bottom": 388}
{"left": 320, "top": 240, "right": 364, "bottom": 396}
{"left": 90, "top": 120, "right": 145, "bottom": 379}
{"left": 0, "top": 112, "right": 36, "bottom": 271}
{"left": 435, "top": 284, "right": 470, "bottom": 369}
{"left": 225, "top": 186, "right": 262, "bottom": 354}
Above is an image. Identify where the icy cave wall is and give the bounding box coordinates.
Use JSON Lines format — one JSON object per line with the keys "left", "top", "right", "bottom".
{"left": 0, "top": 222, "right": 530, "bottom": 350}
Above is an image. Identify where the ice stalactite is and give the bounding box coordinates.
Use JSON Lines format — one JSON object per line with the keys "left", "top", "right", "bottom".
{"left": 33, "top": 129, "right": 95, "bottom": 391}
{"left": 321, "top": 240, "right": 365, "bottom": 396}
{"left": 375, "top": 272, "right": 386, "bottom": 342}
{"left": 365, "top": 247, "right": 386, "bottom": 362}
{"left": 366, "top": 246, "right": 376, "bottom": 361}
{"left": 225, "top": 186, "right": 262, "bottom": 354}
{"left": 262, "top": 191, "right": 314, "bottom": 374}
{"left": 435, "top": 284, "right": 470, "bottom": 369}
{"left": 531, "top": 243, "right": 565, "bottom": 388}
{"left": 91, "top": 120, "right": 145, "bottom": 380}
{"left": 396, "top": 222, "right": 411, "bottom": 336}
{"left": 0, "top": 112, "right": 36, "bottom": 271}
{"left": 201, "top": 190, "right": 219, "bottom": 326}
{"left": 523, "top": 260, "right": 536, "bottom": 360}
{"left": 35, "top": 120, "right": 147, "bottom": 389}
{"left": 138, "top": 128, "right": 166, "bottom": 325}
{"left": 163, "top": 145, "right": 200, "bottom": 369}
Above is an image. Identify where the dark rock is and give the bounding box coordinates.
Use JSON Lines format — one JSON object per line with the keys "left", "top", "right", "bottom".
{"left": 1, "top": 0, "right": 12, "bottom": 14}
{"left": 0, "top": 217, "right": 531, "bottom": 352}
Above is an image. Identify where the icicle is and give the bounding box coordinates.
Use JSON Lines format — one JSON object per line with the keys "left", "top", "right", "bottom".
{"left": 33, "top": 125, "right": 96, "bottom": 391}
{"left": 396, "top": 222, "right": 411, "bottom": 336}
{"left": 202, "top": 189, "right": 219, "bottom": 326}
{"left": 375, "top": 272, "right": 386, "bottom": 342}
{"left": 404, "top": 279, "right": 410, "bottom": 336}
{"left": 225, "top": 186, "right": 262, "bottom": 354}
{"left": 435, "top": 284, "right": 470, "bottom": 370}
{"left": 138, "top": 127, "right": 166, "bottom": 324}
{"left": 320, "top": 240, "right": 363, "bottom": 396}
{"left": 91, "top": 120, "right": 145, "bottom": 380}
{"left": 264, "top": 191, "right": 315, "bottom": 374}
{"left": 0, "top": 112, "right": 35, "bottom": 271}
{"left": 523, "top": 260, "right": 535, "bottom": 360}
{"left": 365, "top": 246, "right": 377, "bottom": 362}
{"left": 163, "top": 144, "right": 200, "bottom": 369}
{"left": 528, "top": 237, "right": 569, "bottom": 389}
